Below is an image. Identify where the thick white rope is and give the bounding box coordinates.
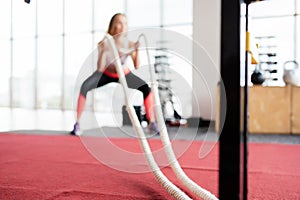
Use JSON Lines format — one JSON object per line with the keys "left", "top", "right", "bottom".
{"left": 105, "top": 33, "right": 192, "bottom": 200}
{"left": 138, "top": 34, "right": 218, "bottom": 200}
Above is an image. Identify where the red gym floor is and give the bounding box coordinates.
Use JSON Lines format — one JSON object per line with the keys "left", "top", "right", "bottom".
{"left": 0, "top": 132, "right": 300, "bottom": 199}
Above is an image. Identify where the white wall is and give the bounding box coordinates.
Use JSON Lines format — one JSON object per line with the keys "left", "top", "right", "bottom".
{"left": 192, "top": 0, "right": 221, "bottom": 120}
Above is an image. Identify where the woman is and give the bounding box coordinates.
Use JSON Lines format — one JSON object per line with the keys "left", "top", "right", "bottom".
{"left": 70, "top": 13, "right": 159, "bottom": 135}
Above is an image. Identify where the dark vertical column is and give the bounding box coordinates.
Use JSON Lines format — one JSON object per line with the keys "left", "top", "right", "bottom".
{"left": 243, "top": 3, "right": 250, "bottom": 199}
{"left": 219, "top": 0, "right": 243, "bottom": 199}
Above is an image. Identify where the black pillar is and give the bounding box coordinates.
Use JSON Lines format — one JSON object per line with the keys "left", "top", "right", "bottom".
{"left": 219, "top": 0, "right": 244, "bottom": 199}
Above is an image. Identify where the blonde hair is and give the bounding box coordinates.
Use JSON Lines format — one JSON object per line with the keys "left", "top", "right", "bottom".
{"left": 107, "top": 13, "right": 126, "bottom": 35}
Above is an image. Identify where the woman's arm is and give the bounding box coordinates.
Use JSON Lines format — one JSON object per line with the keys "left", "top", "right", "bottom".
{"left": 97, "top": 41, "right": 107, "bottom": 72}
{"left": 130, "top": 41, "right": 140, "bottom": 69}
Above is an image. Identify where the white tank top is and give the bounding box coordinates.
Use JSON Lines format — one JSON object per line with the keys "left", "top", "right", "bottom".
{"left": 105, "top": 37, "right": 130, "bottom": 67}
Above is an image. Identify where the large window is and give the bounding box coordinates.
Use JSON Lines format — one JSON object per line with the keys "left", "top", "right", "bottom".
{"left": 0, "top": 39, "right": 10, "bottom": 107}
{"left": 0, "top": 0, "right": 193, "bottom": 115}
{"left": 65, "top": 0, "right": 93, "bottom": 35}
{"left": 37, "top": 36, "right": 63, "bottom": 109}
{"left": 12, "top": 0, "right": 36, "bottom": 38}
{"left": 12, "top": 38, "right": 36, "bottom": 108}
{"left": 162, "top": 0, "right": 193, "bottom": 25}
{"left": 37, "top": 1, "right": 63, "bottom": 36}
{"left": 127, "top": 0, "right": 161, "bottom": 27}
{"left": 1, "top": 0, "right": 298, "bottom": 112}
{"left": 0, "top": 1, "right": 11, "bottom": 107}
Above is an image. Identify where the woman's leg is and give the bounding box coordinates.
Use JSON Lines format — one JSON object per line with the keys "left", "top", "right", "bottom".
{"left": 125, "top": 72, "right": 156, "bottom": 123}
{"left": 77, "top": 71, "right": 118, "bottom": 121}
{"left": 76, "top": 71, "right": 101, "bottom": 121}
{"left": 71, "top": 71, "right": 117, "bottom": 135}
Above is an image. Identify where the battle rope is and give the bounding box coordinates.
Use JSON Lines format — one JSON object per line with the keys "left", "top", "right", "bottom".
{"left": 106, "top": 33, "right": 192, "bottom": 200}
{"left": 138, "top": 33, "right": 218, "bottom": 200}
{"left": 106, "top": 33, "right": 218, "bottom": 200}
